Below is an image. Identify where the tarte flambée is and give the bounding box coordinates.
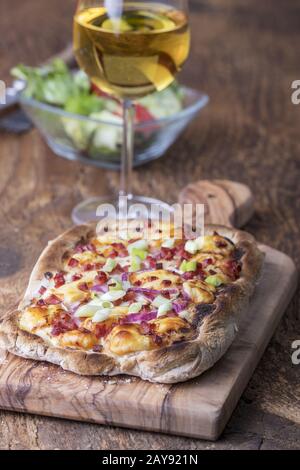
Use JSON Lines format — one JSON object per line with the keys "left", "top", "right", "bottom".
{"left": 0, "top": 222, "right": 264, "bottom": 383}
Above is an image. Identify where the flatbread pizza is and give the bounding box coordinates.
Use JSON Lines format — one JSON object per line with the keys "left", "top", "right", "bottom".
{"left": 0, "top": 222, "right": 264, "bottom": 383}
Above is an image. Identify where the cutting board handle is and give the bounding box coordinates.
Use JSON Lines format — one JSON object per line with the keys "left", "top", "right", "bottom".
{"left": 178, "top": 179, "right": 254, "bottom": 228}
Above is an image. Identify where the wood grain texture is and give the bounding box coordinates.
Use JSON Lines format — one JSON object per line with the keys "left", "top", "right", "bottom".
{"left": 0, "top": 0, "right": 299, "bottom": 450}
{"left": 179, "top": 180, "right": 254, "bottom": 227}
{"left": 0, "top": 246, "right": 297, "bottom": 441}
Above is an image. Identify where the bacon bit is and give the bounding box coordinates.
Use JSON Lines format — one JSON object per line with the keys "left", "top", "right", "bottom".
{"left": 159, "top": 247, "right": 175, "bottom": 261}
{"left": 111, "top": 263, "right": 124, "bottom": 275}
{"left": 156, "top": 262, "right": 163, "bottom": 270}
{"left": 140, "top": 321, "right": 155, "bottom": 336}
{"left": 72, "top": 273, "right": 82, "bottom": 282}
{"left": 162, "top": 279, "right": 172, "bottom": 287}
{"left": 37, "top": 299, "right": 46, "bottom": 306}
{"left": 78, "top": 282, "right": 89, "bottom": 292}
{"left": 44, "top": 272, "right": 53, "bottom": 280}
{"left": 123, "top": 291, "right": 136, "bottom": 302}
{"left": 111, "top": 243, "right": 126, "bottom": 251}
{"left": 162, "top": 291, "right": 171, "bottom": 299}
{"left": 38, "top": 286, "right": 47, "bottom": 295}
{"left": 105, "top": 243, "right": 128, "bottom": 258}
{"left": 215, "top": 240, "right": 228, "bottom": 248}
{"left": 95, "top": 271, "right": 108, "bottom": 285}
{"left": 79, "top": 327, "right": 90, "bottom": 334}
{"left": 195, "top": 263, "right": 206, "bottom": 280}
{"left": 95, "top": 322, "right": 115, "bottom": 339}
{"left": 224, "top": 260, "right": 242, "bottom": 279}
{"left": 45, "top": 294, "right": 61, "bottom": 305}
{"left": 54, "top": 272, "right": 65, "bottom": 288}
{"left": 95, "top": 262, "right": 104, "bottom": 270}
{"left": 150, "top": 276, "right": 159, "bottom": 282}
{"left": 209, "top": 269, "right": 217, "bottom": 275}
{"left": 153, "top": 335, "right": 163, "bottom": 346}
{"left": 113, "top": 299, "right": 123, "bottom": 306}
{"left": 176, "top": 244, "right": 192, "bottom": 260}
{"left": 83, "top": 263, "right": 94, "bottom": 272}
{"left": 133, "top": 280, "right": 142, "bottom": 287}
{"left": 202, "top": 258, "right": 213, "bottom": 267}
{"left": 51, "top": 312, "right": 77, "bottom": 336}
{"left": 166, "top": 311, "right": 177, "bottom": 318}
{"left": 182, "top": 272, "right": 194, "bottom": 280}
{"left": 68, "top": 258, "right": 79, "bottom": 268}
{"left": 141, "top": 304, "right": 152, "bottom": 313}
{"left": 118, "top": 249, "right": 129, "bottom": 258}
{"left": 108, "top": 249, "right": 118, "bottom": 259}
{"left": 145, "top": 256, "right": 156, "bottom": 269}
{"left": 195, "top": 271, "right": 206, "bottom": 281}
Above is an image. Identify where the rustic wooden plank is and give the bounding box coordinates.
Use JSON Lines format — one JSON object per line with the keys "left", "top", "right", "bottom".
{"left": 0, "top": 245, "right": 297, "bottom": 440}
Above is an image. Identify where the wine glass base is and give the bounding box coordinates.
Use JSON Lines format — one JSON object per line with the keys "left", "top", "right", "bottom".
{"left": 72, "top": 195, "right": 174, "bottom": 225}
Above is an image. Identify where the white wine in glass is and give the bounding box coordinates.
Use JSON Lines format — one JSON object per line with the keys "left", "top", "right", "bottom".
{"left": 73, "top": 0, "right": 190, "bottom": 223}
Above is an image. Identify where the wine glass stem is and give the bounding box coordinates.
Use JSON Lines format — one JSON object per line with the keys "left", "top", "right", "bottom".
{"left": 120, "top": 99, "right": 135, "bottom": 200}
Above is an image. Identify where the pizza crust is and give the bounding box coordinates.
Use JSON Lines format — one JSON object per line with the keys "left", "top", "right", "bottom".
{"left": 0, "top": 224, "right": 264, "bottom": 384}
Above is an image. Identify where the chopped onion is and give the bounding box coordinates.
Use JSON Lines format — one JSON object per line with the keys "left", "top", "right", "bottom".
{"left": 129, "top": 287, "right": 160, "bottom": 299}
{"left": 130, "top": 287, "right": 178, "bottom": 298}
{"left": 153, "top": 295, "right": 170, "bottom": 308}
{"left": 128, "top": 239, "right": 148, "bottom": 253}
{"left": 157, "top": 302, "right": 172, "bottom": 317}
{"left": 162, "top": 239, "right": 175, "bottom": 249}
{"left": 75, "top": 304, "right": 100, "bottom": 318}
{"left": 103, "top": 259, "right": 117, "bottom": 273}
{"left": 184, "top": 240, "right": 199, "bottom": 254}
{"left": 124, "top": 310, "right": 157, "bottom": 324}
{"left": 128, "top": 302, "right": 143, "bottom": 314}
{"left": 91, "top": 284, "right": 108, "bottom": 293}
{"left": 92, "top": 308, "right": 112, "bottom": 323}
{"left": 101, "top": 290, "right": 126, "bottom": 302}
{"left": 183, "top": 291, "right": 191, "bottom": 301}
{"left": 172, "top": 299, "right": 189, "bottom": 314}
{"left": 129, "top": 255, "right": 142, "bottom": 272}
{"left": 179, "top": 310, "right": 190, "bottom": 320}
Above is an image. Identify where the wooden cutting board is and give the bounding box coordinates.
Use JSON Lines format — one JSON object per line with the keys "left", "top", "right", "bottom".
{"left": 0, "top": 180, "right": 297, "bottom": 440}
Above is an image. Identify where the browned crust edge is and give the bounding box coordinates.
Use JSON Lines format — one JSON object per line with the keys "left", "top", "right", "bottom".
{"left": 0, "top": 224, "right": 264, "bottom": 384}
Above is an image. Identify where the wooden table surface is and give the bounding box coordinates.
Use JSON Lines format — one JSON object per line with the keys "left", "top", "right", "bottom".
{"left": 0, "top": 0, "right": 299, "bottom": 450}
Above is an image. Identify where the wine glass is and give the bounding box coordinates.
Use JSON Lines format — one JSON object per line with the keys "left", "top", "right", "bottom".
{"left": 73, "top": 0, "right": 190, "bottom": 224}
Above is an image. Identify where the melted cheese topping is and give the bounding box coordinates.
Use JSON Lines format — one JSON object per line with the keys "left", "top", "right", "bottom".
{"left": 55, "top": 282, "right": 88, "bottom": 304}
{"left": 19, "top": 307, "right": 49, "bottom": 333}
{"left": 152, "top": 317, "right": 187, "bottom": 335}
{"left": 183, "top": 280, "right": 215, "bottom": 304}
{"left": 19, "top": 230, "right": 242, "bottom": 356}
{"left": 201, "top": 234, "right": 234, "bottom": 254}
{"left": 130, "top": 269, "right": 181, "bottom": 290}
{"left": 107, "top": 325, "right": 153, "bottom": 355}
{"left": 58, "top": 330, "right": 98, "bottom": 350}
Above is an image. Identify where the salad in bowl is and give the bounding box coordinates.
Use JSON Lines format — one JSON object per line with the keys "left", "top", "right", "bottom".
{"left": 13, "top": 59, "right": 209, "bottom": 169}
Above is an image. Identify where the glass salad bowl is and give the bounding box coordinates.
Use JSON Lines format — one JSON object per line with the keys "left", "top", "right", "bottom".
{"left": 20, "top": 87, "right": 209, "bottom": 170}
